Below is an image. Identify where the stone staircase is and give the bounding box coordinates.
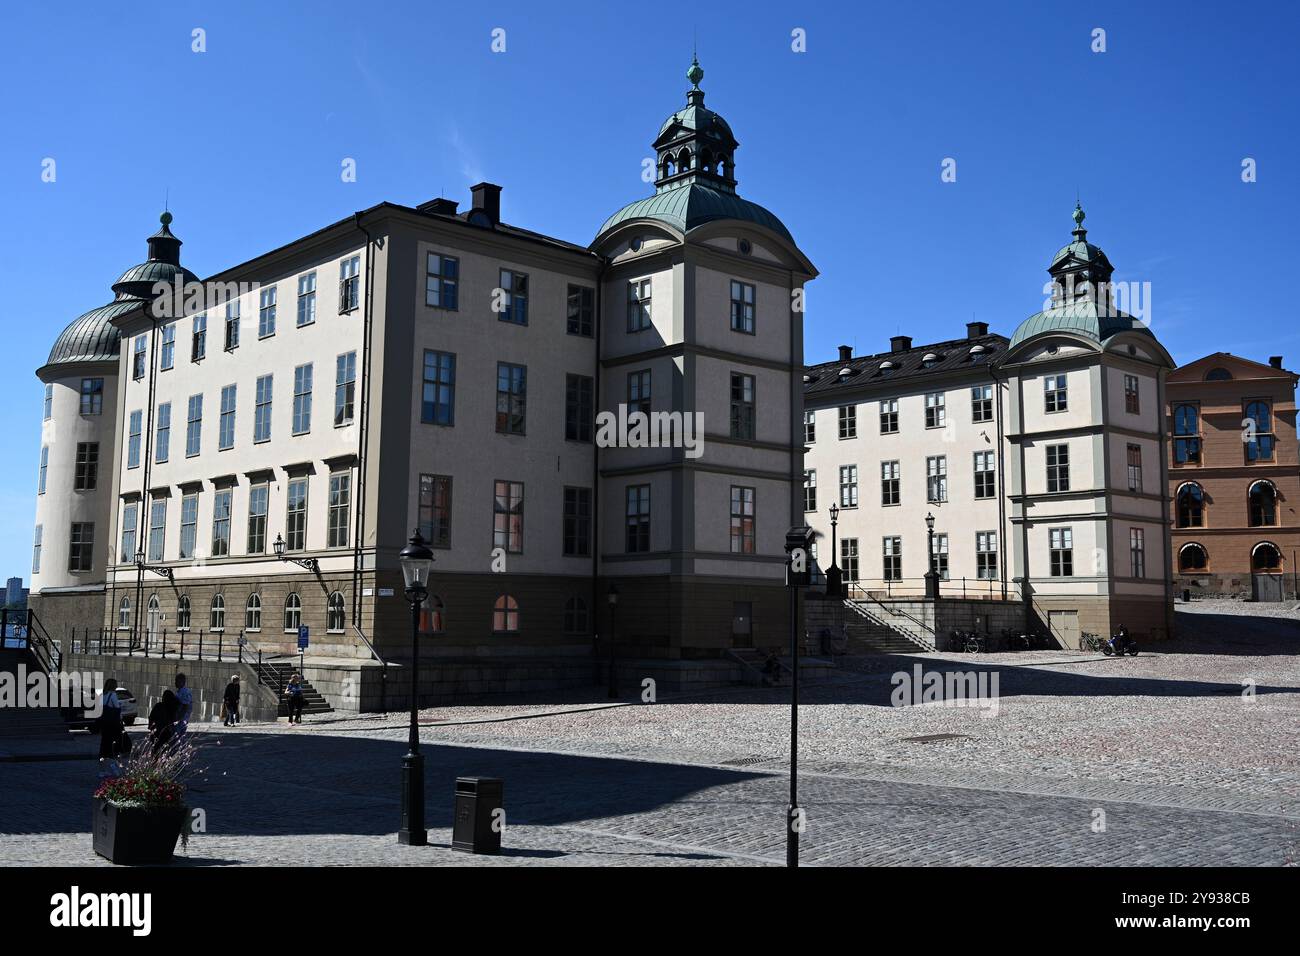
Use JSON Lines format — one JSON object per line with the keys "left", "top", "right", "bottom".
{"left": 0, "top": 648, "right": 71, "bottom": 738}
{"left": 248, "top": 660, "right": 333, "bottom": 717}
{"left": 842, "top": 599, "right": 935, "bottom": 653}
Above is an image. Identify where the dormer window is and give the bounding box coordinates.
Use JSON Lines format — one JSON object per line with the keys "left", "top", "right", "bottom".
{"left": 969, "top": 344, "right": 988, "bottom": 364}
{"left": 838, "top": 365, "right": 853, "bottom": 379}
{"left": 922, "top": 352, "right": 940, "bottom": 368}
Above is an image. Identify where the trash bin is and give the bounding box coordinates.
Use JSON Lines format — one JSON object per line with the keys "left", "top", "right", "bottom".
{"left": 452, "top": 777, "right": 504, "bottom": 854}
{"left": 1182, "top": 588, "right": 1191, "bottom": 603}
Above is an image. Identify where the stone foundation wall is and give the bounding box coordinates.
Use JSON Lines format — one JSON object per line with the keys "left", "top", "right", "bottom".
{"left": 63, "top": 653, "right": 282, "bottom": 722}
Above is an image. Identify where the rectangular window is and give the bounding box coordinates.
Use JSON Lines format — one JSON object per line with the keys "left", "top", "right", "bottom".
{"left": 224, "top": 299, "right": 240, "bottom": 351}
{"left": 729, "top": 372, "right": 755, "bottom": 440}
{"left": 120, "top": 503, "right": 138, "bottom": 564}
{"left": 1173, "top": 404, "right": 1201, "bottom": 464}
{"left": 292, "top": 363, "right": 313, "bottom": 435}
{"left": 498, "top": 269, "right": 528, "bottom": 325}
{"left": 339, "top": 255, "right": 361, "bottom": 313}
{"left": 328, "top": 472, "right": 351, "bottom": 548}
{"left": 880, "top": 398, "right": 898, "bottom": 434}
{"left": 730, "top": 280, "right": 755, "bottom": 333}
{"left": 881, "top": 460, "right": 900, "bottom": 506}
{"left": 211, "top": 489, "right": 232, "bottom": 557}
{"left": 1130, "top": 527, "right": 1145, "bottom": 577}
{"left": 626, "top": 369, "right": 651, "bottom": 416}
{"left": 625, "top": 484, "right": 650, "bottom": 552}
{"left": 803, "top": 409, "right": 816, "bottom": 444}
{"left": 421, "top": 350, "right": 456, "bottom": 426}
{"left": 247, "top": 483, "right": 268, "bottom": 554}
{"left": 803, "top": 469, "right": 817, "bottom": 512}
{"left": 418, "top": 474, "right": 452, "bottom": 548}
{"left": 253, "top": 374, "right": 273, "bottom": 442}
{"left": 155, "top": 402, "right": 171, "bottom": 463}
{"left": 148, "top": 498, "right": 166, "bottom": 562}
{"left": 1044, "top": 374, "right": 1068, "bottom": 413}
{"left": 1049, "top": 527, "right": 1073, "bottom": 577}
{"left": 1046, "top": 443, "right": 1070, "bottom": 493}
{"left": 926, "top": 455, "right": 947, "bottom": 503}
{"left": 334, "top": 351, "right": 357, "bottom": 426}
{"left": 839, "top": 464, "right": 858, "bottom": 507}
{"left": 43, "top": 384, "right": 52, "bottom": 420}
{"left": 68, "top": 522, "right": 94, "bottom": 572}
{"left": 132, "top": 335, "right": 146, "bottom": 380}
{"left": 925, "top": 392, "right": 946, "bottom": 428}
{"left": 563, "top": 486, "right": 592, "bottom": 557}
{"left": 931, "top": 532, "right": 949, "bottom": 581}
{"left": 974, "top": 450, "right": 995, "bottom": 499}
{"left": 1245, "top": 401, "right": 1275, "bottom": 462}
{"left": 841, "top": 538, "right": 860, "bottom": 583}
{"left": 882, "top": 536, "right": 901, "bottom": 581}
{"left": 976, "top": 530, "right": 998, "bottom": 579}
{"left": 971, "top": 384, "right": 993, "bottom": 423}
{"left": 493, "top": 479, "right": 524, "bottom": 553}
{"left": 186, "top": 394, "right": 202, "bottom": 457}
{"left": 566, "top": 374, "right": 594, "bottom": 442}
{"left": 161, "top": 323, "right": 175, "bottom": 370}
{"left": 425, "top": 252, "right": 459, "bottom": 310}
{"left": 729, "top": 486, "right": 756, "bottom": 554}
{"left": 285, "top": 478, "right": 308, "bottom": 551}
{"left": 839, "top": 404, "right": 857, "bottom": 439}
{"left": 1124, "top": 374, "right": 1140, "bottom": 414}
{"left": 259, "top": 286, "right": 277, "bottom": 337}
{"left": 191, "top": 313, "right": 207, "bottom": 362}
{"left": 297, "top": 272, "right": 317, "bottom": 326}
{"left": 567, "top": 285, "right": 594, "bottom": 336}
{"left": 80, "top": 378, "right": 104, "bottom": 415}
{"left": 37, "top": 446, "right": 48, "bottom": 494}
{"left": 32, "top": 524, "right": 42, "bottom": 574}
{"left": 496, "top": 362, "right": 526, "bottom": 435}
{"left": 1126, "top": 444, "right": 1143, "bottom": 493}
{"left": 74, "top": 442, "right": 98, "bottom": 491}
{"left": 127, "top": 411, "right": 142, "bottom": 469}
{"left": 627, "top": 278, "right": 652, "bottom": 332}
{"left": 218, "top": 385, "right": 236, "bottom": 450}
{"left": 179, "top": 493, "right": 198, "bottom": 560}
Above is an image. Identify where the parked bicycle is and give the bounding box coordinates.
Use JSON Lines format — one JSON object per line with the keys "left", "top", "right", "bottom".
{"left": 1001, "top": 629, "right": 1031, "bottom": 652}
{"left": 1078, "top": 632, "right": 1105, "bottom": 652}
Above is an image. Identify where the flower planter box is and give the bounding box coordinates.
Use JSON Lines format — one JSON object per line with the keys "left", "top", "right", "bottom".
{"left": 92, "top": 798, "right": 186, "bottom": 865}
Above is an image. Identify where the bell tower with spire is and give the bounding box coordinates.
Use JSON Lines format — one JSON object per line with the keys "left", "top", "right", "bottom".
{"left": 652, "top": 56, "right": 739, "bottom": 194}
{"left": 1047, "top": 202, "right": 1115, "bottom": 310}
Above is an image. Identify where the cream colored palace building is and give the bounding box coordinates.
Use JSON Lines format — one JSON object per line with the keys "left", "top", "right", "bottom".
{"left": 802, "top": 205, "right": 1176, "bottom": 644}
{"left": 30, "top": 59, "right": 817, "bottom": 668}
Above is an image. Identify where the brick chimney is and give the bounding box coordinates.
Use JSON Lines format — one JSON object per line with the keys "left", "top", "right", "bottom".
{"left": 469, "top": 182, "right": 502, "bottom": 225}
{"left": 967, "top": 321, "right": 989, "bottom": 339}
{"left": 838, "top": 345, "right": 853, "bottom": 363}
{"left": 890, "top": 335, "right": 912, "bottom": 353}
{"left": 1269, "top": 355, "right": 1284, "bottom": 369}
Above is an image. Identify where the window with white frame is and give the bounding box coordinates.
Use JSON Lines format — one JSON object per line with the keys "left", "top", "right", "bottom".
{"left": 974, "top": 450, "right": 995, "bottom": 499}
{"left": 1044, "top": 374, "right": 1068, "bottom": 413}
{"left": 971, "top": 384, "right": 993, "bottom": 423}
{"left": 881, "top": 460, "right": 900, "bottom": 506}
{"left": 1046, "top": 444, "right": 1070, "bottom": 492}
{"left": 838, "top": 404, "right": 857, "bottom": 439}
{"left": 976, "top": 530, "right": 997, "bottom": 579}
{"left": 297, "top": 272, "right": 317, "bottom": 326}
{"left": 1049, "top": 527, "right": 1073, "bottom": 576}
{"left": 839, "top": 465, "right": 858, "bottom": 507}
{"left": 925, "top": 392, "right": 945, "bottom": 428}
{"left": 925, "top": 455, "right": 947, "bottom": 503}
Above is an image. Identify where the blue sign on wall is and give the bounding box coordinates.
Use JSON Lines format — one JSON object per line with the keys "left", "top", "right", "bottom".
{"left": 297, "top": 626, "right": 309, "bottom": 650}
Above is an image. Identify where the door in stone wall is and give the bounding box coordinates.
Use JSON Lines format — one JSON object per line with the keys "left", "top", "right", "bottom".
{"left": 1252, "top": 574, "right": 1283, "bottom": 602}
{"left": 1047, "top": 609, "right": 1080, "bottom": 649}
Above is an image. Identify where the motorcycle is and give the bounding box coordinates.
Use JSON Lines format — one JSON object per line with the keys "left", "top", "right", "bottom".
{"left": 1102, "top": 626, "right": 1139, "bottom": 657}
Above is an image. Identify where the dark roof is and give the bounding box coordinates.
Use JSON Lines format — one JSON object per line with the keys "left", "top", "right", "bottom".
{"left": 804, "top": 332, "right": 1009, "bottom": 397}
{"left": 44, "top": 297, "right": 143, "bottom": 368}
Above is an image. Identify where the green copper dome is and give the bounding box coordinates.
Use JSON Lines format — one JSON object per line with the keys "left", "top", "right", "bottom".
{"left": 44, "top": 297, "right": 141, "bottom": 369}
{"left": 1009, "top": 300, "right": 1156, "bottom": 350}
{"left": 597, "top": 182, "right": 793, "bottom": 242}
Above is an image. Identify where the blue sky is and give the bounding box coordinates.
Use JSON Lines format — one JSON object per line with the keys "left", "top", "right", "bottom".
{"left": 3, "top": 0, "right": 1297, "bottom": 580}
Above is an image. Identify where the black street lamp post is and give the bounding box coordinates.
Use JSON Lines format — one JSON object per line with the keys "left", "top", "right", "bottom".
{"left": 784, "top": 525, "right": 813, "bottom": 869}
{"left": 924, "top": 511, "right": 940, "bottom": 600}
{"left": 825, "top": 503, "right": 842, "bottom": 598}
{"left": 606, "top": 584, "right": 619, "bottom": 698}
{"left": 397, "top": 529, "right": 433, "bottom": 846}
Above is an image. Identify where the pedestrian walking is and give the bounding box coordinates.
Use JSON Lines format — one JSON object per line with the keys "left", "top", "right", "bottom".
{"left": 174, "top": 672, "right": 193, "bottom": 739}
{"left": 285, "top": 673, "right": 305, "bottom": 724}
{"left": 147, "top": 689, "right": 180, "bottom": 753}
{"left": 95, "top": 678, "right": 127, "bottom": 762}
{"left": 222, "top": 675, "right": 241, "bottom": 726}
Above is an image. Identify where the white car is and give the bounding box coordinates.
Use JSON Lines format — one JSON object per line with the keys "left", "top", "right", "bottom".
{"left": 68, "top": 687, "right": 138, "bottom": 730}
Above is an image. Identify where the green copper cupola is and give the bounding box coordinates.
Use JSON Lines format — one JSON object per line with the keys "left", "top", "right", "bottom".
{"left": 652, "top": 56, "right": 739, "bottom": 194}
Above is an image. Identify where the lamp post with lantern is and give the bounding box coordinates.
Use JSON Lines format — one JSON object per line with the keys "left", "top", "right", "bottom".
{"left": 825, "top": 503, "right": 842, "bottom": 598}
{"left": 924, "top": 511, "right": 939, "bottom": 600}
{"left": 606, "top": 583, "right": 619, "bottom": 698}
{"left": 397, "top": 529, "right": 434, "bottom": 846}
